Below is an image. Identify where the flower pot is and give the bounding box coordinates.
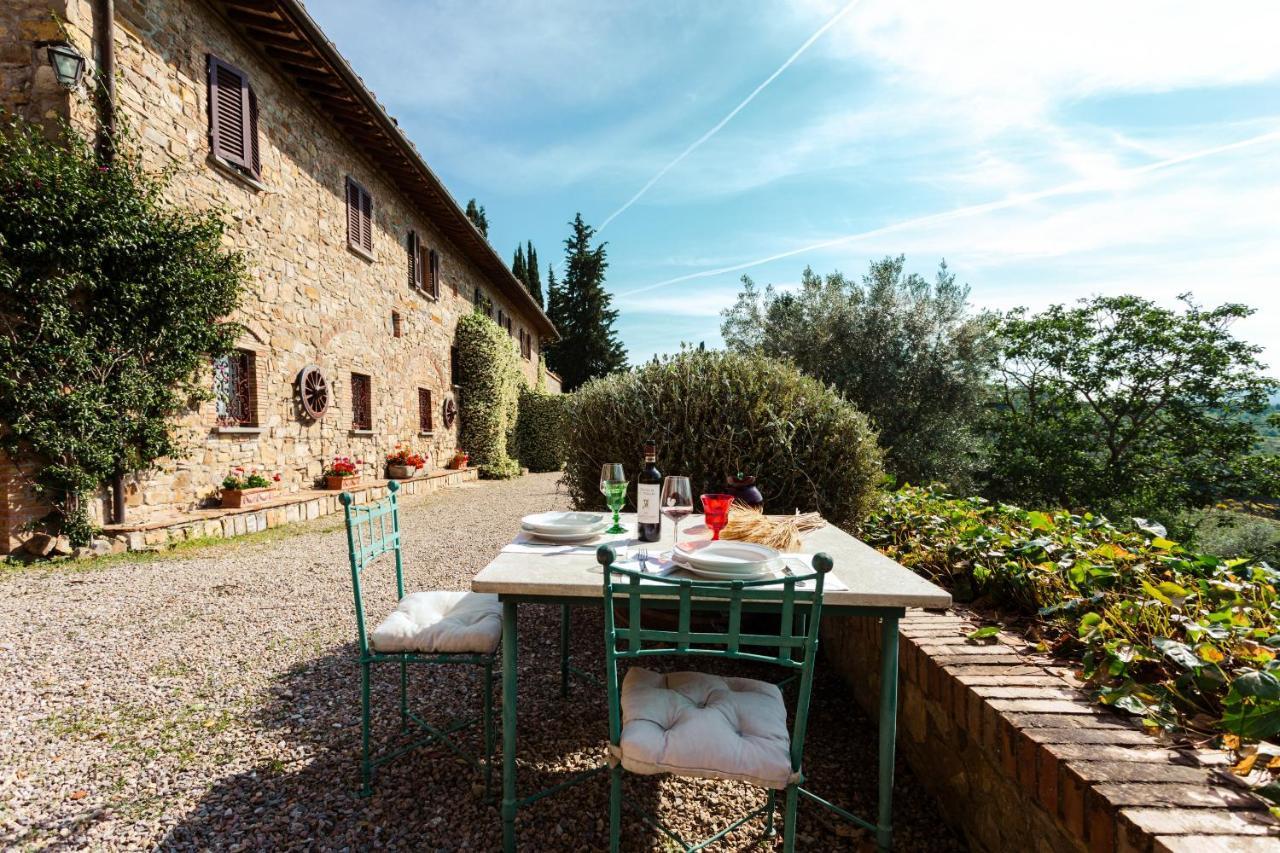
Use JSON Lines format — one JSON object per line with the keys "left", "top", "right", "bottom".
{"left": 387, "top": 464, "right": 416, "bottom": 480}
{"left": 449, "top": 454, "right": 469, "bottom": 470}
{"left": 326, "top": 474, "right": 359, "bottom": 490}
{"left": 221, "top": 486, "right": 274, "bottom": 508}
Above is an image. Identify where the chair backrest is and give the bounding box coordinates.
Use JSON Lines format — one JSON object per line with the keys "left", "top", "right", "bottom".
{"left": 341, "top": 480, "right": 404, "bottom": 655}
{"left": 598, "top": 544, "right": 833, "bottom": 777}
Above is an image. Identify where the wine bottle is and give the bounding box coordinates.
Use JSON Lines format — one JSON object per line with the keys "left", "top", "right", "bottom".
{"left": 637, "top": 439, "right": 662, "bottom": 542}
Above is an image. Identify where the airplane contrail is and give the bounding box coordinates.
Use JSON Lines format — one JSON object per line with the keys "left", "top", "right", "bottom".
{"left": 597, "top": 0, "right": 864, "bottom": 234}
{"left": 616, "top": 126, "right": 1280, "bottom": 298}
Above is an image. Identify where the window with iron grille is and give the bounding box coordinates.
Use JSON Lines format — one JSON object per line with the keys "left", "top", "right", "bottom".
{"left": 207, "top": 56, "right": 260, "bottom": 179}
{"left": 418, "top": 388, "right": 433, "bottom": 433}
{"left": 346, "top": 177, "right": 373, "bottom": 256}
{"left": 351, "top": 372, "right": 372, "bottom": 431}
{"left": 214, "top": 349, "right": 257, "bottom": 427}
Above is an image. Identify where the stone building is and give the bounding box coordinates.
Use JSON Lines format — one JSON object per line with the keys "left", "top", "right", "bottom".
{"left": 0, "top": 0, "right": 559, "bottom": 552}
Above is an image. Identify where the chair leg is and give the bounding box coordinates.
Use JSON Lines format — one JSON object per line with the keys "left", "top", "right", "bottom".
{"left": 359, "top": 660, "right": 373, "bottom": 798}
{"left": 782, "top": 784, "right": 799, "bottom": 852}
{"left": 765, "top": 788, "right": 777, "bottom": 837}
{"left": 609, "top": 764, "right": 623, "bottom": 853}
{"left": 482, "top": 661, "right": 495, "bottom": 800}
{"left": 399, "top": 658, "right": 409, "bottom": 734}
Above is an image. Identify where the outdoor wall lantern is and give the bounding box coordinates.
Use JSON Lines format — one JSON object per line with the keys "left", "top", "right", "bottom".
{"left": 45, "top": 42, "right": 86, "bottom": 89}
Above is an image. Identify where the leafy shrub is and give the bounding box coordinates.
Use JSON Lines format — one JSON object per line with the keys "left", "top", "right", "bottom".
{"left": 1180, "top": 508, "right": 1280, "bottom": 565}
{"left": 563, "top": 349, "right": 883, "bottom": 528}
{"left": 455, "top": 312, "right": 521, "bottom": 479}
{"left": 0, "top": 115, "right": 244, "bottom": 543}
{"left": 517, "top": 387, "right": 568, "bottom": 473}
{"left": 862, "top": 486, "right": 1280, "bottom": 740}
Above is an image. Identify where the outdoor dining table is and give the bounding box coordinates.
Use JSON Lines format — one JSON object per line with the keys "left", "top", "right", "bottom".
{"left": 471, "top": 512, "right": 952, "bottom": 852}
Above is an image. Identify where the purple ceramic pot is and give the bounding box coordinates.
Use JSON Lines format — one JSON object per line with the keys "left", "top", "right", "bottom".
{"left": 726, "top": 474, "right": 764, "bottom": 510}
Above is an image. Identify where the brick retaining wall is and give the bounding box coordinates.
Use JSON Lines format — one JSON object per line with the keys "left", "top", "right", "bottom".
{"left": 821, "top": 610, "right": 1280, "bottom": 852}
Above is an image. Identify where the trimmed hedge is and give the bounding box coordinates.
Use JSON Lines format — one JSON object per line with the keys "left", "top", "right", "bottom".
{"left": 517, "top": 387, "right": 568, "bottom": 472}
{"left": 563, "top": 349, "right": 883, "bottom": 528}
{"left": 455, "top": 312, "right": 521, "bottom": 479}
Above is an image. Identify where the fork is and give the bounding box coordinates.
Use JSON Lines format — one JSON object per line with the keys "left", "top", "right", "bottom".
{"left": 637, "top": 549, "right": 650, "bottom": 573}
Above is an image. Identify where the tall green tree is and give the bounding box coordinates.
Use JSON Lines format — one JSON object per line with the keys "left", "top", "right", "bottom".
{"left": 510, "top": 240, "right": 544, "bottom": 307}
{"left": 721, "top": 256, "right": 996, "bottom": 487}
{"left": 985, "top": 294, "right": 1278, "bottom": 521}
{"left": 545, "top": 213, "right": 627, "bottom": 390}
{"left": 465, "top": 198, "right": 488, "bottom": 238}
{"left": 0, "top": 116, "right": 245, "bottom": 542}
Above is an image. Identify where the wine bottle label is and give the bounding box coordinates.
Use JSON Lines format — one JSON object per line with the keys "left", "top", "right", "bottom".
{"left": 637, "top": 484, "right": 660, "bottom": 524}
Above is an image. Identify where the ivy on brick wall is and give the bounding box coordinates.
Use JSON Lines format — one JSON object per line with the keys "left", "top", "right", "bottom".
{"left": 0, "top": 115, "right": 245, "bottom": 544}
{"left": 455, "top": 311, "right": 522, "bottom": 479}
{"left": 516, "top": 386, "right": 568, "bottom": 473}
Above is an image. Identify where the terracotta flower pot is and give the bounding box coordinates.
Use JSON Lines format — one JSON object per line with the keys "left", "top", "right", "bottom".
{"left": 449, "top": 454, "right": 469, "bottom": 470}
{"left": 387, "top": 464, "right": 416, "bottom": 480}
{"left": 221, "top": 486, "right": 274, "bottom": 508}
{"left": 326, "top": 474, "right": 359, "bottom": 490}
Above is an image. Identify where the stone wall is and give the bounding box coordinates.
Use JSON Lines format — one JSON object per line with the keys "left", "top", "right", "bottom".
{"left": 2, "top": 0, "right": 550, "bottom": 551}
{"left": 821, "top": 610, "right": 1279, "bottom": 852}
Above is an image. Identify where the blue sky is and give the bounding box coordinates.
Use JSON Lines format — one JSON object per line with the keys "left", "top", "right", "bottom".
{"left": 305, "top": 0, "right": 1280, "bottom": 373}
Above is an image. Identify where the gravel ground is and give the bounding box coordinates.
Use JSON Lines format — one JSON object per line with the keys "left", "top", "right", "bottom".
{"left": 0, "top": 473, "right": 965, "bottom": 852}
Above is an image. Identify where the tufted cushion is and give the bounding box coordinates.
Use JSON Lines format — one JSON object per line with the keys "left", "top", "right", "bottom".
{"left": 608, "top": 669, "right": 797, "bottom": 790}
{"left": 369, "top": 591, "right": 502, "bottom": 655}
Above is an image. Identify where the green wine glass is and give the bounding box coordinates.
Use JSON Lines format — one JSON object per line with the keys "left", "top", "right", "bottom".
{"left": 600, "top": 463, "right": 627, "bottom": 534}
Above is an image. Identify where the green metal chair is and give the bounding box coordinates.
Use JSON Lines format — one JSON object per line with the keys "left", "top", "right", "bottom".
{"left": 597, "top": 544, "right": 833, "bottom": 852}
{"left": 342, "top": 480, "right": 498, "bottom": 798}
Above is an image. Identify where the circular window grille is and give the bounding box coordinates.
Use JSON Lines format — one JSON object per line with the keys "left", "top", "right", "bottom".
{"left": 442, "top": 396, "right": 458, "bottom": 428}
{"left": 298, "top": 364, "right": 330, "bottom": 420}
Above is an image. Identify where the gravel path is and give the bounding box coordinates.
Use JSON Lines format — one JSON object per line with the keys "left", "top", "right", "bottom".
{"left": 1, "top": 474, "right": 965, "bottom": 852}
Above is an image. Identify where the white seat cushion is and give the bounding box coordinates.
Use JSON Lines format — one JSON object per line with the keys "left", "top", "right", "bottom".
{"left": 369, "top": 591, "right": 502, "bottom": 655}
{"left": 608, "top": 668, "right": 798, "bottom": 790}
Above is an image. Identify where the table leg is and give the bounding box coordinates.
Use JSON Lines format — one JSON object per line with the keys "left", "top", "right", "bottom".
{"left": 502, "top": 601, "right": 518, "bottom": 853}
{"left": 877, "top": 613, "right": 900, "bottom": 852}
{"left": 560, "top": 604, "right": 570, "bottom": 698}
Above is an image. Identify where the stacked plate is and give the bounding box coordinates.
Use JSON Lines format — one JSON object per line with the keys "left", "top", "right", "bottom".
{"left": 521, "top": 511, "right": 609, "bottom": 543}
{"left": 672, "top": 540, "right": 782, "bottom": 580}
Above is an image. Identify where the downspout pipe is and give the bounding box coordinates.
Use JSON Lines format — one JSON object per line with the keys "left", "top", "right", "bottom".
{"left": 94, "top": 0, "right": 125, "bottom": 524}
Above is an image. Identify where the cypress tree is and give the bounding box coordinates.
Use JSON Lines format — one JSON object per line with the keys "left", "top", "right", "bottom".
{"left": 544, "top": 213, "right": 627, "bottom": 390}
{"left": 511, "top": 244, "right": 526, "bottom": 289}
{"left": 525, "top": 240, "right": 543, "bottom": 307}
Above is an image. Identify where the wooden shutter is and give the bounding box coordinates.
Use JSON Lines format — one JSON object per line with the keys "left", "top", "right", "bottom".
{"left": 347, "top": 178, "right": 372, "bottom": 254}
{"left": 247, "top": 87, "right": 260, "bottom": 177}
{"left": 208, "top": 56, "right": 253, "bottom": 170}
{"left": 429, "top": 249, "right": 440, "bottom": 298}
{"left": 407, "top": 231, "right": 422, "bottom": 288}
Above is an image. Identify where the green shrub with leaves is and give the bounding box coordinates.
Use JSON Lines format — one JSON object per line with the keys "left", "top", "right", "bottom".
{"left": 862, "top": 486, "right": 1280, "bottom": 740}
{"left": 563, "top": 349, "right": 883, "bottom": 528}
{"left": 517, "top": 387, "right": 568, "bottom": 473}
{"left": 0, "top": 115, "right": 244, "bottom": 543}
{"left": 455, "top": 311, "right": 522, "bottom": 479}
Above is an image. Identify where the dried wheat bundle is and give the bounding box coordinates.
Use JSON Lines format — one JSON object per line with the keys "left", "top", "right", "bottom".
{"left": 720, "top": 501, "right": 825, "bottom": 551}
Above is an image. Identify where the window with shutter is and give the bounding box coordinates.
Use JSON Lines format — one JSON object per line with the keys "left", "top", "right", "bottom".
{"left": 428, "top": 249, "right": 440, "bottom": 298}
{"left": 208, "top": 56, "right": 260, "bottom": 178}
{"left": 407, "top": 231, "right": 422, "bottom": 289}
{"left": 346, "top": 178, "right": 373, "bottom": 256}
{"left": 351, "top": 372, "right": 372, "bottom": 431}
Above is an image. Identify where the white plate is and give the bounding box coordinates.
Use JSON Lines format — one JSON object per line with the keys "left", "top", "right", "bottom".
{"left": 679, "top": 559, "right": 780, "bottom": 581}
{"left": 683, "top": 541, "right": 781, "bottom": 574}
{"left": 520, "top": 526, "right": 607, "bottom": 543}
{"left": 521, "top": 511, "right": 608, "bottom": 535}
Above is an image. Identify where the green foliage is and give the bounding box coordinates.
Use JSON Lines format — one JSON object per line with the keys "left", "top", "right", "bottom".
{"left": 721, "top": 257, "right": 996, "bottom": 489}
{"left": 0, "top": 115, "right": 244, "bottom": 543}
{"left": 511, "top": 240, "right": 543, "bottom": 307}
{"left": 986, "top": 294, "right": 1278, "bottom": 522}
{"left": 545, "top": 213, "right": 627, "bottom": 391}
{"left": 464, "top": 198, "right": 488, "bottom": 238}
{"left": 862, "top": 486, "right": 1280, "bottom": 739}
{"left": 516, "top": 386, "right": 568, "bottom": 473}
{"left": 1179, "top": 507, "right": 1280, "bottom": 565}
{"left": 563, "top": 349, "right": 883, "bottom": 529}
{"left": 455, "top": 312, "right": 522, "bottom": 479}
